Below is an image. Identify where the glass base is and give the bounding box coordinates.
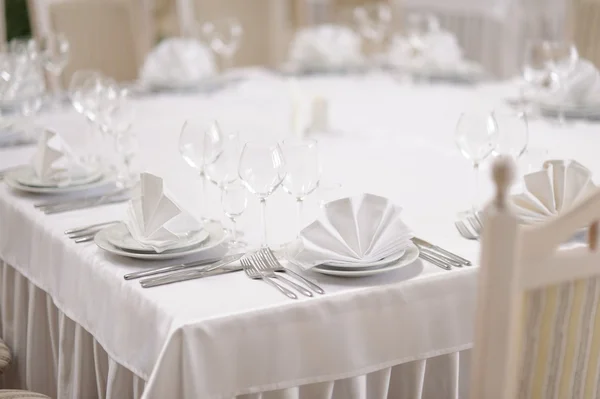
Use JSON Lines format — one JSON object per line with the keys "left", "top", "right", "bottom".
{"left": 227, "top": 240, "right": 247, "bottom": 250}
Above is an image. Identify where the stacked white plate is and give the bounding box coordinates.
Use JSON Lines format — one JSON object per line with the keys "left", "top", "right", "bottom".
{"left": 288, "top": 194, "right": 419, "bottom": 277}
{"left": 3, "top": 166, "right": 108, "bottom": 194}
{"left": 95, "top": 221, "right": 226, "bottom": 260}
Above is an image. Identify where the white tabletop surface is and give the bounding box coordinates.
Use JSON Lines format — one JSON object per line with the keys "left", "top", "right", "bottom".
{"left": 1, "top": 72, "right": 598, "bottom": 398}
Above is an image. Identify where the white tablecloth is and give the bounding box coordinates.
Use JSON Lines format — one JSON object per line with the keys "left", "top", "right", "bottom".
{"left": 1, "top": 73, "right": 599, "bottom": 398}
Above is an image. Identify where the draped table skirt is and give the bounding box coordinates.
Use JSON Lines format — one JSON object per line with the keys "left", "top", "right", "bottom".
{"left": 0, "top": 261, "right": 471, "bottom": 398}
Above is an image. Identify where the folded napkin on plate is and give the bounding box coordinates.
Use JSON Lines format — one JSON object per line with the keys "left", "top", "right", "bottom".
{"left": 139, "top": 38, "right": 216, "bottom": 88}
{"left": 288, "top": 193, "right": 414, "bottom": 269}
{"left": 512, "top": 159, "right": 596, "bottom": 224}
{"left": 125, "top": 173, "right": 203, "bottom": 252}
{"left": 288, "top": 24, "right": 363, "bottom": 71}
{"left": 30, "top": 130, "right": 94, "bottom": 184}
{"left": 543, "top": 59, "right": 600, "bottom": 106}
{"left": 388, "top": 30, "right": 463, "bottom": 69}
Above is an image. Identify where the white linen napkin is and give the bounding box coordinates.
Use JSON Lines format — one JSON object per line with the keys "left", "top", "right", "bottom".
{"left": 139, "top": 38, "right": 216, "bottom": 88}
{"left": 30, "top": 130, "right": 94, "bottom": 184}
{"left": 512, "top": 159, "right": 596, "bottom": 224}
{"left": 288, "top": 24, "right": 363, "bottom": 71}
{"left": 125, "top": 173, "right": 203, "bottom": 253}
{"left": 388, "top": 30, "right": 463, "bottom": 70}
{"left": 288, "top": 193, "right": 414, "bottom": 269}
{"left": 543, "top": 59, "right": 600, "bottom": 106}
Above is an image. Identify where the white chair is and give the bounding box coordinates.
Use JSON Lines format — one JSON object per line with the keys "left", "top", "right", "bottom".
{"left": 27, "top": 0, "right": 154, "bottom": 83}
{"left": 470, "top": 157, "right": 600, "bottom": 399}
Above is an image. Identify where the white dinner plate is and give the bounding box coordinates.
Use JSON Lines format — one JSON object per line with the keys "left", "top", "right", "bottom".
{"left": 322, "top": 248, "right": 406, "bottom": 268}
{"left": 311, "top": 244, "right": 420, "bottom": 277}
{"left": 104, "top": 222, "right": 210, "bottom": 253}
{"left": 538, "top": 101, "right": 600, "bottom": 120}
{"left": 11, "top": 166, "right": 103, "bottom": 188}
{"left": 4, "top": 167, "right": 112, "bottom": 194}
{"left": 95, "top": 221, "right": 226, "bottom": 260}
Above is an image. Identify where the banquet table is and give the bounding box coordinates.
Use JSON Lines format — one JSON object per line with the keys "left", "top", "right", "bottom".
{"left": 1, "top": 72, "right": 599, "bottom": 399}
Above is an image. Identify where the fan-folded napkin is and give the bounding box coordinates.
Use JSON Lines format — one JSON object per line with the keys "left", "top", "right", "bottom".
{"left": 544, "top": 59, "right": 600, "bottom": 106}
{"left": 512, "top": 159, "right": 596, "bottom": 224}
{"left": 125, "top": 173, "right": 203, "bottom": 252}
{"left": 388, "top": 30, "right": 463, "bottom": 69}
{"left": 289, "top": 193, "right": 413, "bottom": 269}
{"left": 139, "top": 38, "right": 216, "bottom": 88}
{"left": 288, "top": 24, "right": 363, "bottom": 71}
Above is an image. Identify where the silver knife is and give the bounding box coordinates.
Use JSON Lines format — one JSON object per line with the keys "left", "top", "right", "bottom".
{"left": 123, "top": 255, "right": 235, "bottom": 280}
{"left": 36, "top": 189, "right": 128, "bottom": 209}
{"left": 65, "top": 220, "right": 120, "bottom": 235}
{"left": 412, "top": 237, "right": 471, "bottom": 266}
{"left": 419, "top": 247, "right": 462, "bottom": 268}
{"left": 140, "top": 254, "right": 245, "bottom": 287}
{"left": 44, "top": 196, "right": 129, "bottom": 214}
{"left": 420, "top": 252, "right": 452, "bottom": 270}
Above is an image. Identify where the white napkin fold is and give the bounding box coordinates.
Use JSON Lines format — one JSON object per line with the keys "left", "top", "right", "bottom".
{"left": 289, "top": 193, "right": 414, "bottom": 269}
{"left": 512, "top": 159, "right": 596, "bottom": 224}
{"left": 139, "top": 38, "right": 216, "bottom": 88}
{"left": 544, "top": 59, "right": 600, "bottom": 106}
{"left": 30, "top": 130, "right": 94, "bottom": 184}
{"left": 125, "top": 173, "right": 203, "bottom": 252}
{"left": 388, "top": 30, "right": 463, "bottom": 69}
{"left": 288, "top": 24, "right": 363, "bottom": 71}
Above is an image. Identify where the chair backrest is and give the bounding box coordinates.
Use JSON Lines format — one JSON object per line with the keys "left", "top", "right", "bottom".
{"left": 470, "top": 156, "right": 600, "bottom": 399}
{"left": 176, "top": 0, "right": 290, "bottom": 67}
{"left": 28, "top": 0, "right": 153, "bottom": 83}
{"left": 570, "top": 0, "right": 600, "bottom": 69}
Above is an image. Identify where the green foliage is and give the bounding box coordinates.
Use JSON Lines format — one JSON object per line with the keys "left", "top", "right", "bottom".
{"left": 6, "top": 0, "right": 31, "bottom": 41}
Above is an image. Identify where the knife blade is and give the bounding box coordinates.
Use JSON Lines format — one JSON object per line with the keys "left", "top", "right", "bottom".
{"left": 412, "top": 237, "right": 471, "bottom": 266}
{"left": 44, "top": 196, "right": 129, "bottom": 214}
{"left": 123, "top": 254, "right": 236, "bottom": 280}
{"left": 140, "top": 254, "right": 245, "bottom": 288}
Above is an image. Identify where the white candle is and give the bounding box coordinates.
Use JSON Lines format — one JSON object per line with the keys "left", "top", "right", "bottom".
{"left": 310, "top": 96, "right": 329, "bottom": 132}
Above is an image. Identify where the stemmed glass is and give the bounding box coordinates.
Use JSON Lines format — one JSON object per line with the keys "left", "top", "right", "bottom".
{"left": 238, "top": 141, "right": 286, "bottom": 247}
{"left": 353, "top": 2, "right": 392, "bottom": 66}
{"left": 543, "top": 41, "right": 579, "bottom": 124}
{"left": 38, "top": 33, "right": 70, "bottom": 106}
{"left": 178, "top": 120, "right": 223, "bottom": 221}
{"left": 281, "top": 138, "right": 320, "bottom": 233}
{"left": 200, "top": 18, "right": 243, "bottom": 72}
{"left": 455, "top": 112, "right": 499, "bottom": 213}
{"left": 492, "top": 111, "right": 529, "bottom": 160}
{"left": 522, "top": 40, "right": 551, "bottom": 111}
{"left": 221, "top": 180, "right": 248, "bottom": 249}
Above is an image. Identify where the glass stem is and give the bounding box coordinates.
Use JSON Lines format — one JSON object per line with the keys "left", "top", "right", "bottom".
{"left": 472, "top": 163, "right": 480, "bottom": 213}
{"left": 260, "top": 198, "right": 268, "bottom": 247}
{"left": 230, "top": 218, "right": 237, "bottom": 243}
{"left": 199, "top": 171, "right": 207, "bottom": 220}
{"left": 296, "top": 198, "right": 304, "bottom": 235}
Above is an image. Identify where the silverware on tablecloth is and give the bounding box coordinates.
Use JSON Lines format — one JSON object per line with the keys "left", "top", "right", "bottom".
{"left": 455, "top": 219, "right": 478, "bottom": 240}
{"left": 260, "top": 248, "right": 325, "bottom": 294}
{"left": 127, "top": 252, "right": 244, "bottom": 281}
{"left": 64, "top": 221, "right": 119, "bottom": 235}
{"left": 43, "top": 195, "right": 129, "bottom": 214}
{"left": 35, "top": 189, "right": 129, "bottom": 209}
{"left": 412, "top": 237, "right": 471, "bottom": 266}
{"left": 419, "top": 252, "right": 452, "bottom": 270}
{"left": 251, "top": 253, "right": 313, "bottom": 297}
{"left": 140, "top": 264, "right": 243, "bottom": 288}
{"left": 242, "top": 257, "right": 297, "bottom": 300}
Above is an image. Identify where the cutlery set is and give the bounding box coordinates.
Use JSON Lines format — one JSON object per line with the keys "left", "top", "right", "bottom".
{"left": 35, "top": 190, "right": 130, "bottom": 215}
{"left": 412, "top": 237, "right": 471, "bottom": 270}
{"left": 455, "top": 212, "right": 483, "bottom": 240}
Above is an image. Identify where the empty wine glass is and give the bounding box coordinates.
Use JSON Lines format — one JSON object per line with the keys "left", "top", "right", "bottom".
{"left": 281, "top": 138, "right": 320, "bottom": 233}
{"left": 38, "top": 33, "right": 70, "bottom": 106}
{"left": 492, "top": 111, "right": 529, "bottom": 160}
{"left": 353, "top": 2, "right": 392, "bottom": 65}
{"left": 522, "top": 40, "right": 551, "bottom": 110}
{"left": 238, "top": 141, "right": 286, "bottom": 247}
{"left": 200, "top": 18, "right": 243, "bottom": 71}
{"left": 114, "top": 130, "right": 139, "bottom": 189}
{"left": 543, "top": 41, "right": 579, "bottom": 124}
{"left": 455, "top": 112, "right": 499, "bottom": 213}
{"left": 221, "top": 180, "right": 248, "bottom": 249}
{"left": 179, "top": 120, "right": 223, "bottom": 221}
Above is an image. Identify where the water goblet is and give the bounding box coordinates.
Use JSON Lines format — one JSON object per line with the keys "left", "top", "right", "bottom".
{"left": 522, "top": 40, "right": 551, "bottom": 111}
{"left": 221, "top": 180, "right": 248, "bottom": 249}
{"left": 455, "top": 111, "right": 499, "bottom": 214}
{"left": 200, "top": 18, "right": 243, "bottom": 72}
{"left": 238, "top": 141, "right": 286, "bottom": 247}
{"left": 492, "top": 111, "right": 529, "bottom": 160}
{"left": 38, "top": 33, "right": 70, "bottom": 106}
{"left": 543, "top": 40, "right": 579, "bottom": 124}
{"left": 281, "top": 138, "right": 320, "bottom": 233}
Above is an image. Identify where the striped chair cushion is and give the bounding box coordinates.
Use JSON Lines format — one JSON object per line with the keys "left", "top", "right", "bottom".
{"left": 0, "top": 338, "right": 10, "bottom": 374}
{"left": 0, "top": 391, "right": 50, "bottom": 399}
{"left": 518, "top": 277, "right": 600, "bottom": 399}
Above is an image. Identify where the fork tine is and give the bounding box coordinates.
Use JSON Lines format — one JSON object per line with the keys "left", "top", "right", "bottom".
{"left": 466, "top": 216, "right": 481, "bottom": 235}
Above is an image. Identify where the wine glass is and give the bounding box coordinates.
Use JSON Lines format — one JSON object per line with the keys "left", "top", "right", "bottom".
{"left": 179, "top": 120, "right": 223, "bottom": 221}
{"left": 281, "top": 138, "right": 320, "bottom": 233}
{"left": 492, "top": 111, "right": 529, "bottom": 160}
{"left": 522, "top": 40, "right": 551, "bottom": 110}
{"left": 238, "top": 141, "right": 286, "bottom": 247}
{"left": 353, "top": 2, "right": 392, "bottom": 65}
{"left": 455, "top": 112, "right": 499, "bottom": 213}
{"left": 38, "top": 33, "right": 70, "bottom": 106}
{"left": 543, "top": 41, "right": 579, "bottom": 124}
{"left": 200, "top": 18, "right": 243, "bottom": 72}
{"left": 221, "top": 180, "right": 248, "bottom": 249}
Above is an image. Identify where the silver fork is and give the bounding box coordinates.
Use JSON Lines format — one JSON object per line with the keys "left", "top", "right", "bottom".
{"left": 241, "top": 257, "right": 297, "bottom": 300}
{"left": 251, "top": 253, "right": 313, "bottom": 297}
{"left": 260, "top": 248, "right": 325, "bottom": 294}
{"left": 455, "top": 219, "right": 478, "bottom": 240}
